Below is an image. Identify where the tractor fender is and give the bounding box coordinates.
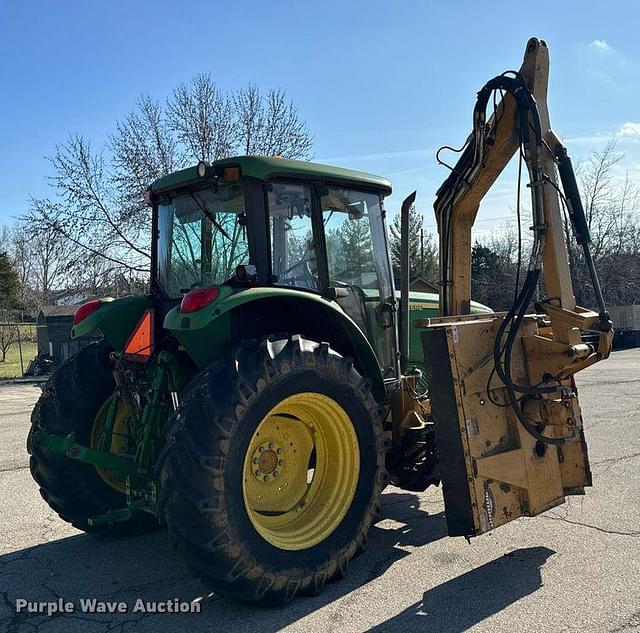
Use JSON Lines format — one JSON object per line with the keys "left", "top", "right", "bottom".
{"left": 71, "top": 295, "right": 153, "bottom": 351}
{"left": 163, "top": 287, "right": 387, "bottom": 402}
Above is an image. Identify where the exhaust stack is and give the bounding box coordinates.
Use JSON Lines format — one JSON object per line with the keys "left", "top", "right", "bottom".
{"left": 399, "top": 191, "right": 416, "bottom": 372}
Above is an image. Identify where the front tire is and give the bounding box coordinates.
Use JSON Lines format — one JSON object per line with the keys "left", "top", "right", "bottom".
{"left": 159, "top": 336, "right": 387, "bottom": 604}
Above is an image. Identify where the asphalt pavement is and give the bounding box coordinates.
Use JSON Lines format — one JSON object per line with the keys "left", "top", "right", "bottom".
{"left": 0, "top": 349, "right": 638, "bottom": 632}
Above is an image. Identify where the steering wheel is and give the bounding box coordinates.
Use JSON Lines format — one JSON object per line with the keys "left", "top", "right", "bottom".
{"left": 330, "top": 270, "right": 357, "bottom": 286}
{"left": 281, "top": 258, "right": 317, "bottom": 288}
{"left": 281, "top": 247, "right": 313, "bottom": 276}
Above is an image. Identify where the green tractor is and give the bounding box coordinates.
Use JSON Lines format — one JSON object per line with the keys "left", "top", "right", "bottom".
{"left": 28, "top": 156, "right": 469, "bottom": 602}
{"left": 28, "top": 39, "right": 611, "bottom": 605}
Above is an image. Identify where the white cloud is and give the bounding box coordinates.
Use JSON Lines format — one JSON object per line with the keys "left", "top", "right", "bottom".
{"left": 589, "top": 39, "right": 612, "bottom": 52}
{"left": 565, "top": 132, "right": 612, "bottom": 146}
{"left": 617, "top": 122, "right": 640, "bottom": 137}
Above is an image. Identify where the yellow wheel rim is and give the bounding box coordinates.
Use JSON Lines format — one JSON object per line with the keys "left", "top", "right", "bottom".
{"left": 242, "top": 392, "right": 360, "bottom": 551}
{"left": 90, "top": 396, "right": 129, "bottom": 494}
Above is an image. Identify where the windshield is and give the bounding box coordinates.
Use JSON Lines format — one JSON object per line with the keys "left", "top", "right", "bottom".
{"left": 156, "top": 184, "right": 249, "bottom": 298}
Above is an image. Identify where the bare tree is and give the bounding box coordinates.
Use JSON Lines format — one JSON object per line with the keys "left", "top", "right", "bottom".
{"left": 6, "top": 226, "right": 35, "bottom": 315}
{"left": 472, "top": 142, "right": 640, "bottom": 310}
{"left": 14, "top": 205, "right": 84, "bottom": 307}
{"left": 168, "top": 74, "right": 235, "bottom": 162}
{"left": 234, "top": 86, "right": 313, "bottom": 158}
{"left": 579, "top": 140, "right": 626, "bottom": 260}
{"left": 233, "top": 85, "right": 264, "bottom": 155}
{"left": 19, "top": 74, "right": 313, "bottom": 300}
{"left": 111, "top": 94, "right": 180, "bottom": 240}
{"left": 48, "top": 136, "right": 151, "bottom": 269}
{"left": 563, "top": 141, "right": 640, "bottom": 306}
{"left": 0, "top": 225, "right": 8, "bottom": 249}
{"left": 0, "top": 324, "right": 17, "bottom": 362}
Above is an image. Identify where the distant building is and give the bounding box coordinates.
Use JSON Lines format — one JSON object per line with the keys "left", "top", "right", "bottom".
{"left": 409, "top": 275, "right": 440, "bottom": 294}
{"left": 608, "top": 304, "right": 640, "bottom": 348}
{"left": 36, "top": 305, "right": 102, "bottom": 365}
{"left": 394, "top": 275, "right": 440, "bottom": 295}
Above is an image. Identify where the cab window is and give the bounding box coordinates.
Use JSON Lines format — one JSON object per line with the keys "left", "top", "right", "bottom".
{"left": 267, "top": 182, "right": 320, "bottom": 291}
{"left": 321, "top": 187, "right": 392, "bottom": 300}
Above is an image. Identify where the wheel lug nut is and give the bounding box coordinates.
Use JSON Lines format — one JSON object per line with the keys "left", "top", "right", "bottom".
{"left": 268, "top": 442, "right": 274, "bottom": 449}
{"left": 278, "top": 460, "right": 284, "bottom": 466}
{"left": 255, "top": 470, "right": 261, "bottom": 476}
{"left": 259, "top": 446, "right": 265, "bottom": 452}
{"left": 263, "top": 475, "right": 270, "bottom": 482}
{"left": 252, "top": 458, "right": 258, "bottom": 464}
{"left": 273, "top": 471, "right": 278, "bottom": 477}
{"left": 276, "top": 448, "right": 282, "bottom": 454}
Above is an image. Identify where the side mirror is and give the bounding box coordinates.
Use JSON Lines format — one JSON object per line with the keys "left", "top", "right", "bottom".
{"left": 235, "top": 264, "right": 257, "bottom": 284}
{"left": 375, "top": 300, "right": 396, "bottom": 329}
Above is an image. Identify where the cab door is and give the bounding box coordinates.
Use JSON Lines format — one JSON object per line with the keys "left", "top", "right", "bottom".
{"left": 266, "top": 181, "right": 321, "bottom": 291}
{"left": 319, "top": 186, "right": 398, "bottom": 380}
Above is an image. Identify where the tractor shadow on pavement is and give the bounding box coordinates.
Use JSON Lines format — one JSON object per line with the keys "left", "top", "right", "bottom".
{"left": 1, "top": 490, "right": 551, "bottom": 632}
{"left": 368, "top": 545, "right": 556, "bottom": 633}
{"left": 1, "top": 491, "right": 442, "bottom": 631}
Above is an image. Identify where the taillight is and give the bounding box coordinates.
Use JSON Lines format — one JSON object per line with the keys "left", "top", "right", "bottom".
{"left": 73, "top": 299, "right": 101, "bottom": 325}
{"left": 180, "top": 287, "right": 220, "bottom": 313}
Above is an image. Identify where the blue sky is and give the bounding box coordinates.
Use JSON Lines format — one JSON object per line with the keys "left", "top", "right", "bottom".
{"left": 2, "top": 0, "right": 640, "bottom": 238}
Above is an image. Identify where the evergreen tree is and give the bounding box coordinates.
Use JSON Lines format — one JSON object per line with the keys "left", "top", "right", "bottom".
{"left": 339, "top": 216, "right": 372, "bottom": 276}
{"left": 471, "top": 242, "right": 518, "bottom": 310}
{"left": 389, "top": 207, "right": 438, "bottom": 281}
{"left": 0, "top": 251, "right": 19, "bottom": 311}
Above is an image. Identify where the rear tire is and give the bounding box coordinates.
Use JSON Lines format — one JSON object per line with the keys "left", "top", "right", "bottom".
{"left": 27, "top": 341, "right": 159, "bottom": 536}
{"left": 159, "top": 335, "right": 388, "bottom": 604}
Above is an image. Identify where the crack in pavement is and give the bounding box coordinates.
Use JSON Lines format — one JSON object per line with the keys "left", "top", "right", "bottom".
{"left": 591, "top": 451, "right": 640, "bottom": 467}
{"left": 542, "top": 514, "right": 640, "bottom": 537}
{"left": 105, "top": 574, "right": 194, "bottom": 601}
{"left": 584, "top": 409, "right": 638, "bottom": 430}
{"left": 0, "top": 588, "right": 38, "bottom": 633}
{"left": 578, "top": 378, "right": 640, "bottom": 387}
{"left": 0, "top": 464, "right": 30, "bottom": 474}
{"left": 0, "top": 534, "right": 211, "bottom": 631}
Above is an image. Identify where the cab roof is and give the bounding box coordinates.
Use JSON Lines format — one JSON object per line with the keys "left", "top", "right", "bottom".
{"left": 150, "top": 155, "right": 392, "bottom": 196}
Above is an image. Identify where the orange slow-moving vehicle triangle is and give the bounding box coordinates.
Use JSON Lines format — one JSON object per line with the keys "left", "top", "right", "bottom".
{"left": 124, "top": 309, "right": 154, "bottom": 361}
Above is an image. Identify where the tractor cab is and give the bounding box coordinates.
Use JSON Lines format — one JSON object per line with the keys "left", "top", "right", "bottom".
{"left": 149, "top": 156, "right": 399, "bottom": 383}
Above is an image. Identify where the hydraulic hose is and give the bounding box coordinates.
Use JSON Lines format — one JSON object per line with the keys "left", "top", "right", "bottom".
{"left": 437, "top": 69, "right": 578, "bottom": 445}
{"left": 478, "top": 74, "right": 574, "bottom": 445}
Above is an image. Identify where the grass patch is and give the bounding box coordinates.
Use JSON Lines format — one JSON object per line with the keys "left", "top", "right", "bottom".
{"left": 0, "top": 341, "right": 38, "bottom": 378}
